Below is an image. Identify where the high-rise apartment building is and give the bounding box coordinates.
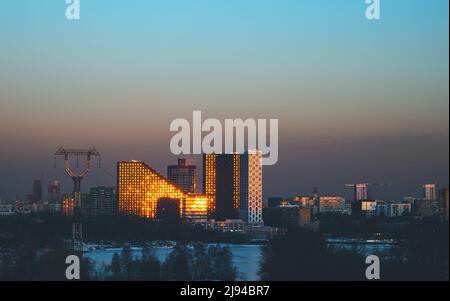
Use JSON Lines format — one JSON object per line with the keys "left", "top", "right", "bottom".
{"left": 203, "top": 152, "right": 263, "bottom": 223}
{"left": 203, "top": 154, "right": 240, "bottom": 220}
{"left": 240, "top": 150, "right": 263, "bottom": 224}
{"left": 167, "top": 158, "right": 196, "bottom": 193}
{"left": 355, "top": 183, "right": 369, "bottom": 201}
{"left": 423, "top": 183, "right": 437, "bottom": 201}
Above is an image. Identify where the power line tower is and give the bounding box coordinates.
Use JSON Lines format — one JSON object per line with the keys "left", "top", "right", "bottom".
{"left": 55, "top": 146, "right": 101, "bottom": 252}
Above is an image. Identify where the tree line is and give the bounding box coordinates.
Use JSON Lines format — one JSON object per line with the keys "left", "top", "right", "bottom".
{"left": 105, "top": 244, "right": 237, "bottom": 281}
{"left": 0, "top": 242, "right": 237, "bottom": 281}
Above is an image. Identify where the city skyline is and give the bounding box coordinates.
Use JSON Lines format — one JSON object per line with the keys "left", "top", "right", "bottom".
{"left": 9, "top": 154, "right": 447, "bottom": 220}
{"left": 2, "top": 153, "right": 447, "bottom": 204}
{"left": 0, "top": 0, "right": 449, "bottom": 200}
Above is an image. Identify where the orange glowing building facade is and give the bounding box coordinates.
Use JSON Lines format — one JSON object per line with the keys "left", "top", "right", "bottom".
{"left": 203, "top": 153, "right": 242, "bottom": 221}
{"left": 203, "top": 152, "right": 263, "bottom": 223}
{"left": 117, "top": 161, "right": 212, "bottom": 220}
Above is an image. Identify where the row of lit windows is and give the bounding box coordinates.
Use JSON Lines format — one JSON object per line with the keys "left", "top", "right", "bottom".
{"left": 118, "top": 162, "right": 211, "bottom": 219}
{"left": 233, "top": 155, "right": 240, "bottom": 210}
{"left": 204, "top": 155, "right": 217, "bottom": 216}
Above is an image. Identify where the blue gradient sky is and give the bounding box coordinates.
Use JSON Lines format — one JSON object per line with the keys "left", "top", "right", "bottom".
{"left": 0, "top": 0, "right": 448, "bottom": 200}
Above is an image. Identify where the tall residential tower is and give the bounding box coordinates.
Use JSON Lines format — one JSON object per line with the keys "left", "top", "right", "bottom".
{"left": 203, "top": 154, "right": 241, "bottom": 220}
{"left": 167, "top": 158, "right": 196, "bottom": 193}
{"left": 240, "top": 150, "right": 263, "bottom": 224}
{"left": 423, "top": 183, "right": 437, "bottom": 201}
{"left": 203, "top": 151, "right": 263, "bottom": 223}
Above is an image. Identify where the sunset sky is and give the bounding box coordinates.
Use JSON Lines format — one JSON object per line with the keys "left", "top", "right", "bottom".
{"left": 0, "top": 0, "right": 448, "bottom": 200}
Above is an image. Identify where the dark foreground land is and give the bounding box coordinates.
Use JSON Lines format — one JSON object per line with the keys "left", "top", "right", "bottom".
{"left": 0, "top": 214, "right": 448, "bottom": 281}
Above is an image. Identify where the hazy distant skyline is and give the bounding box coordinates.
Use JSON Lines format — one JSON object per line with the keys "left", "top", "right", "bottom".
{"left": 0, "top": 0, "right": 448, "bottom": 200}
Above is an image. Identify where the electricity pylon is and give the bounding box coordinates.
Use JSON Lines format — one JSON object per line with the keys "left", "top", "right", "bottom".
{"left": 55, "top": 146, "right": 100, "bottom": 252}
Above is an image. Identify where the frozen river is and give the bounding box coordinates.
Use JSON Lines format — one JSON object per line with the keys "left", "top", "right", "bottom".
{"left": 84, "top": 238, "right": 400, "bottom": 281}
{"left": 84, "top": 243, "right": 263, "bottom": 281}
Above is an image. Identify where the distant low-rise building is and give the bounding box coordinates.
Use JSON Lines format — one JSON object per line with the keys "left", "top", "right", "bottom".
{"left": 88, "top": 186, "right": 117, "bottom": 217}
{"left": 298, "top": 196, "right": 317, "bottom": 208}
{"left": 62, "top": 195, "right": 74, "bottom": 216}
{"left": 47, "top": 180, "right": 61, "bottom": 205}
{"left": 361, "top": 200, "right": 377, "bottom": 217}
{"left": 439, "top": 188, "right": 449, "bottom": 221}
{"left": 416, "top": 199, "right": 439, "bottom": 218}
{"left": 390, "top": 202, "right": 411, "bottom": 217}
{"left": 280, "top": 205, "right": 301, "bottom": 226}
{"left": 31, "top": 202, "right": 45, "bottom": 213}
{"left": 377, "top": 201, "right": 411, "bottom": 217}
{"left": 262, "top": 205, "right": 313, "bottom": 228}
{"left": 246, "top": 225, "right": 283, "bottom": 240}
{"left": 46, "top": 202, "right": 61, "bottom": 213}
{"left": 0, "top": 204, "right": 15, "bottom": 216}
{"left": 195, "top": 219, "right": 283, "bottom": 240}
{"left": 376, "top": 201, "right": 388, "bottom": 217}
{"left": 199, "top": 219, "right": 247, "bottom": 232}
{"left": 319, "top": 196, "right": 348, "bottom": 214}
{"left": 299, "top": 207, "right": 312, "bottom": 226}
{"left": 352, "top": 200, "right": 377, "bottom": 217}
{"left": 64, "top": 194, "right": 88, "bottom": 216}
{"left": 14, "top": 201, "right": 32, "bottom": 214}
